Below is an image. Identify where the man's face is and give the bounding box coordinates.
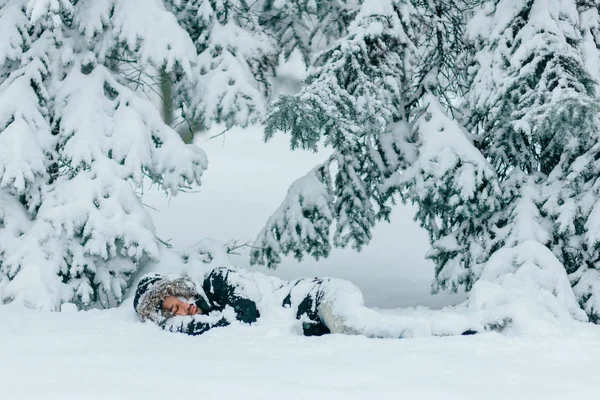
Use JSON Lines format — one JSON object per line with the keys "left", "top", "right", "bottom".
{"left": 162, "top": 296, "right": 202, "bottom": 316}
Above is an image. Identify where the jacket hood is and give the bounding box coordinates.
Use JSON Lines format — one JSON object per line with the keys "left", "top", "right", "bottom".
{"left": 134, "top": 274, "right": 201, "bottom": 323}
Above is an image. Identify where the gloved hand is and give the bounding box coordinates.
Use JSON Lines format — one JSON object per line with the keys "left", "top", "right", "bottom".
{"left": 194, "top": 293, "right": 212, "bottom": 314}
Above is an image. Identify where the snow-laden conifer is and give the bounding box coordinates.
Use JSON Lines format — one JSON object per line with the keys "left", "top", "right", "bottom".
{"left": 543, "top": 124, "right": 600, "bottom": 322}
{"left": 467, "top": 0, "right": 596, "bottom": 178}
{"left": 167, "top": 0, "right": 278, "bottom": 129}
{"left": 551, "top": 0, "right": 600, "bottom": 322}
{"left": 401, "top": 95, "right": 500, "bottom": 293}
{"left": 253, "top": 0, "right": 477, "bottom": 268}
{"left": 462, "top": 0, "right": 600, "bottom": 320}
{"left": 251, "top": 0, "right": 419, "bottom": 267}
{"left": 261, "top": 0, "right": 358, "bottom": 65}
{"left": 252, "top": 166, "right": 334, "bottom": 268}
{"left": 254, "top": 0, "right": 600, "bottom": 324}
{"left": 410, "top": 0, "right": 473, "bottom": 109}
{"left": 0, "top": 0, "right": 207, "bottom": 310}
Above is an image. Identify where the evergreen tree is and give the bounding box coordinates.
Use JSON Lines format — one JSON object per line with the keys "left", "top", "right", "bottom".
{"left": 260, "top": 0, "right": 358, "bottom": 65}
{"left": 563, "top": 0, "right": 600, "bottom": 322}
{"left": 252, "top": 0, "right": 477, "bottom": 269}
{"left": 251, "top": 0, "right": 419, "bottom": 267}
{"left": 253, "top": 0, "right": 600, "bottom": 322}
{"left": 401, "top": 95, "right": 500, "bottom": 293}
{"left": 397, "top": 0, "right": 492, "bottom": 292}
{"left": 167, "top": 0, "right": 278, "bottom": 130}
{"left": 0, "top": 0, "right": 207, "bottom": 310}
{"left": 410, "top": 0, "right": 474, "bottom": 110}
{"left": 462, "top": 0, "right": 599, "bottom": 318}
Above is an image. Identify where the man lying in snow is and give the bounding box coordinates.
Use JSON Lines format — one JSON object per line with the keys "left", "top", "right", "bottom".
{"left": 133, "top": 266, "right": 479, "bottom": 338}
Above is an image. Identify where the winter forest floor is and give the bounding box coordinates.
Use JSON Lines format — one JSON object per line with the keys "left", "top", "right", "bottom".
{"left": 2, "top": 303, "right": 600, "bottom": 400}
{"left": 2, "top": 126, "right": 598, "bottom": 399}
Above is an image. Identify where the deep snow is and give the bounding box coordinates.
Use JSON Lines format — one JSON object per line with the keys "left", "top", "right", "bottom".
{"left": 2, "top": 122, "right": 599, "bottom": 400}
{"left": 1, "top": 102, "right": 594, "bottom": 399}
{"left": 1, "top": 6, "right": 598, "bottom": 398}
{"left": 1, "top": 302, "right": 600, "bottom": 400}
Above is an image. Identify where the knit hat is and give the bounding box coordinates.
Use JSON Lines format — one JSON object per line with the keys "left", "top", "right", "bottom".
{"left": 133, "top": 274, "right": 202, "bottom": 322}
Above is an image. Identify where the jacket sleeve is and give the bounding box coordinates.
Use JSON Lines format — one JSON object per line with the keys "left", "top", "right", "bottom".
{"left": 161, "top": 313, "right": 231, "bottom": 336}
{"left": 282, "top": 278, "right": 331, "bottom": 336}
{"left": 202, "top": 267, "right": 260, "bottom": 324}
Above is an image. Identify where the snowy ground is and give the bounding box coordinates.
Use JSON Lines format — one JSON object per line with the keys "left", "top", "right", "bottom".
{"left": 2, "top": 302, "right": 600, "bottom": 400}
{"left": 2, "top": 125, "right": 597, "bottom": 399}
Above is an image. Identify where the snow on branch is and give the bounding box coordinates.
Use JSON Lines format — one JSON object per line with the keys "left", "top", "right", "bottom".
{"left": 251, "top": 164, "right": 334, "bottom": 268}
{"left": 401, "top": 94, "right": 500, "bottom": 292}
{"left": 170, "top": 0, "right": 277, "bottom": 129}
{"left": 0, "top": 0, "right": 208, "bottom": 310}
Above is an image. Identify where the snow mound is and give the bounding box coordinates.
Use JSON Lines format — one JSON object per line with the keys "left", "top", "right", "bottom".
{"left": 468, "top": 240, "right": 588, "bottom": 335}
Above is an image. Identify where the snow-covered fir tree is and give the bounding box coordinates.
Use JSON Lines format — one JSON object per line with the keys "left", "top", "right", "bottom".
{"left": 253, "top": 0, "right": 600, "bottom": 323}
{"left": 260, "top": 0, "right": 359, "bottom": 65}
{"left": 251, "top": 0, "right": 419, "bottom": 267}
{"left": 252, "top": 0, "right": 476, "bottom": 269}
{"left": 166, "top": 0, "right": 278, "bottom": 130}
{"left": 0, "top": 0, "right": 207, "bottom": 310}
{"left": 400, "top": 95, "right": 500, "bottom": 293}
{"left": 465, "top": 0, "right": 600, "bottom": 320}
{"left": 3, "top": 0, "right": 600, "bottom": 324}
{"left": 557, "top": 0, "right": 600, "bottom": 322}
{"left": 397, "top": 0, "right": 491, "bottom": 292}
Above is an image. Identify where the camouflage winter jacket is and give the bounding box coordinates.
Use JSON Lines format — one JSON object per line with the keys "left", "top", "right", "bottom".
{"left": 133, "top": 267, "right": 260, "bottom": 336}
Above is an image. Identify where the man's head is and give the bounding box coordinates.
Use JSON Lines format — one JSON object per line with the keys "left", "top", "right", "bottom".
{"left": 161, "top": 295, "right": 202, "bottom": 316}
{"left": 134, "top": 274, "right": 203, "bottom": 322}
